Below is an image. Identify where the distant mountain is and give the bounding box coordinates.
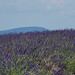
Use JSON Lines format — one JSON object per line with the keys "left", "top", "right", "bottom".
{"left": 0, "top": 27, "right": 48, "bottom": 35}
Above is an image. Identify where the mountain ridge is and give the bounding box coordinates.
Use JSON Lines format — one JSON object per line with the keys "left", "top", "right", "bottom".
{"left": 0, "top": 27, "right": 48, "bottom": 35}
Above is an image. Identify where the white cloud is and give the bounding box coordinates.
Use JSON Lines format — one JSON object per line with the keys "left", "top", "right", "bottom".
{"left": 9, "top": 0, "right": 39, "bottom": 10}
{"left": 9, "top": 2, "right": 15, "bottom": 7}
{"left": 1, "top": 0, "right": 75, "bottom": 10}
{"left": 38, "top": 0, "right": 75, "bottom": 10}
{"left": 0, "top": 0, "right": 75, "bottom": 15}
{"left": 37, "top": 0, "right": 75, "bottom": 16}
{"left": 0, "top": 0, "right": 75, "bottom": 9}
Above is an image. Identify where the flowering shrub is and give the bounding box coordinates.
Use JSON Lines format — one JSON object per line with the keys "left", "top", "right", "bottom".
{"left": 0, "top": 29, "right": 75, "bottom": 75}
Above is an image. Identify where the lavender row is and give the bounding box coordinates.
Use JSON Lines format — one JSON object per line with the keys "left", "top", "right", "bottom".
{"left": 0, "top": 29, "right": 75, "bottom": 75}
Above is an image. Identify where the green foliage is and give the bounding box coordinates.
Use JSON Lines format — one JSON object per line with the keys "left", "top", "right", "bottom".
{"left": 0, "top": 29, "right": 75, "bottom": 75}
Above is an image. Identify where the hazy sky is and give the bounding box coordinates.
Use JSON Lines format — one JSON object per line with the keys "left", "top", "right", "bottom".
{"left": 0, "top": 0, "right": 75, "bottom": 30}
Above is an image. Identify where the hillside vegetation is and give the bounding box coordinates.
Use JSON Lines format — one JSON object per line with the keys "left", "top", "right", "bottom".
{"left": 0, "top": 29, "right": 75, "bottom": 75}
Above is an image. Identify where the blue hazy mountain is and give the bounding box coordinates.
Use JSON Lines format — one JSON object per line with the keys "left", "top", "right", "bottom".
{"left": 0, "top": 27, "right": 48, "bottom": 35}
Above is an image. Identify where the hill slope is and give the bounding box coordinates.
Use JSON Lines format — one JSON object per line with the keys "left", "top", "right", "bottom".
{"left": 0, "top": 27, "right": 48, "bottom": 35}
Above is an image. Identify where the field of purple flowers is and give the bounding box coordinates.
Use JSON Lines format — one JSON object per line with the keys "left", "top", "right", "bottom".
{"left": 0, "top": 29, "right": 75, "bottom": 75}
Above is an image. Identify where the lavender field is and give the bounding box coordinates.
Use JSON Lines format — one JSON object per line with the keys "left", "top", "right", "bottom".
{"left": 0, "top": 29, "right": 75, "bottom": 75}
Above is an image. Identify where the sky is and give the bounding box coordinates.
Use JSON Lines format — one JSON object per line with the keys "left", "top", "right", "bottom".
{"left": 0, "top": 0, "right": 75, "bottom": 31}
